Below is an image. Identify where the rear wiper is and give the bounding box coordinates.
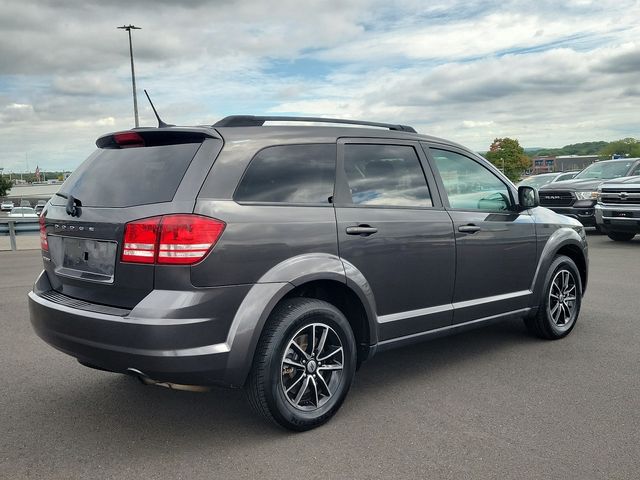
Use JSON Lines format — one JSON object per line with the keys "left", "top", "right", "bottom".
{"left": 55, "top": 192, "right": 82, "bottom": 217}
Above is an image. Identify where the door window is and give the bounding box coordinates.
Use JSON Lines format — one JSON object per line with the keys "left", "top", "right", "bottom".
{"left": 343, "top": 144, "right": 432, "bottom": 207}
{"left": 431, "top": 149, "right": 511, "bottom": 211}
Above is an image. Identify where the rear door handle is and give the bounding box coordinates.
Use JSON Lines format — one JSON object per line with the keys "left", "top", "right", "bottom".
{"left": 346, "top": 225, "right": 378, "bottom": 236}
{"left": 458, "top": 224, "right": 481, "bottom": 234}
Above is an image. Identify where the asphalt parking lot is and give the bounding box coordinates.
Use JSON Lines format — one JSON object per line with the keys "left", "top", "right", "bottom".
{"left": 1, "top": 232, "right": 639, "bottom": 479}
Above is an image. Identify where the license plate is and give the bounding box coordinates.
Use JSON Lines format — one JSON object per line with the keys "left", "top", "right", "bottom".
{"left": 49, "top": 236, "right": 117, "bottom": 283}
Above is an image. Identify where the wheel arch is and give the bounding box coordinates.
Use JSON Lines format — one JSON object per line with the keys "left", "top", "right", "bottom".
{"left": 222, "top": 254, "right": 378, "bottom": 387}
{"left": 531, "top": 228, "right": 588, "bottom": 305}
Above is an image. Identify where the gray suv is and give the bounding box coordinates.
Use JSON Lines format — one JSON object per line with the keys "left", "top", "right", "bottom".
{"left": 29, "top": 116, "right": 588, "bottom": 430}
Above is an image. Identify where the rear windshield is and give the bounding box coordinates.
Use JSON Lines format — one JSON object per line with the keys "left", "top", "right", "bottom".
{"left": 52, "top": 143, "right": 201, "bottom": 208}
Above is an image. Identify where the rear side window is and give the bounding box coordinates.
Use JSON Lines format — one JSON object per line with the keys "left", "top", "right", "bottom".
{"left": 235, "top": 144, "right": 336, "bottom": 204}
{"left": 343, "top": 144, "right": 432, "bottom": 207}
{"left": 53, "top": 143, "right": 202, "bottom": 208}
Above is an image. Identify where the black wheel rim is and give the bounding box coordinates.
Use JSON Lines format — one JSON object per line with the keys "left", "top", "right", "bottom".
{"left": 280, "top": 323, "right": 344, "bottom": 412}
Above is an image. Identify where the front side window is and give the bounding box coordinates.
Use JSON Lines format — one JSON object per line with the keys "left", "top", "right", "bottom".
{"left": 343, "top": 144, "right": 432, "bottom": 207}
{"left": 431, "top": 149, "right": 511, "bottom": 211}
{"left": 235, "top": 144, "right": 336, "bottom": 204}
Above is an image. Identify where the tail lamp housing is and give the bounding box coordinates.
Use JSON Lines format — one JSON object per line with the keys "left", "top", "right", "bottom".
{"left": 39, "top": 214, "right": 48, "bottom": 251}
{"left": 122, "top": 214, "right": 225, "bottom": 265}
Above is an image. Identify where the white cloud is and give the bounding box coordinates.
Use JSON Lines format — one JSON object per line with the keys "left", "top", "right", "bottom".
{"left": 0, "top": 103, "right": 35, "bottom": 123}
{"left": 0, "top": 0, "right": 639, "bottom": 172}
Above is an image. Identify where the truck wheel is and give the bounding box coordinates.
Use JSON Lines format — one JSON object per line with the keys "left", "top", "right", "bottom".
{"left": 607, "top": 231, "right": 636, "bottom": 242}
{"left": 524, "top": 255, "right": 582, "bottom": 340}
{"left": 245, "top": 298, "right": 356, "bottom": 431}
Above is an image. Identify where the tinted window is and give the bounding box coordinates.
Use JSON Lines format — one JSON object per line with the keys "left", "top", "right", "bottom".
{"left": 52, "top": 143, "right": 202, "bottom": 208}
{"left": 431, "top": 149, "right": 511, "bottom": 211}
{"left": 235, "top": 144, "right": 335, "bottom": 204}
{"left": 343, "top": 144, "right": 432, "bottom": 207}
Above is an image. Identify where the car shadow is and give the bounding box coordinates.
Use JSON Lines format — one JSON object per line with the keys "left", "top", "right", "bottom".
{"left": 26, "top": 318, "right": 537, "bottom": 447}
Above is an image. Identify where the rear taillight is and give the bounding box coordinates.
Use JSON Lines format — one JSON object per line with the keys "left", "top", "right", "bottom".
{"left": 121, "top": 215, "right": 225, "bottom": 265}
{"left": 157, "top": 215, "right": 226, "bottom": 264}
{"left": 39, "top": 215, "right": 48, "bottom": 251}
{"left": 122, "top": 216, "right": 161, "bottom": 264}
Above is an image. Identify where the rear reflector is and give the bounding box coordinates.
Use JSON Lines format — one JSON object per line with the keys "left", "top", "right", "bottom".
{"left": 121, "top": 215, "right": 225, "bottom": 265}
{"left": 39, "top": 214, "right": 48, "bottom": 251}
{"left": 113, "top": 131, "right": 145, "bottom": 148}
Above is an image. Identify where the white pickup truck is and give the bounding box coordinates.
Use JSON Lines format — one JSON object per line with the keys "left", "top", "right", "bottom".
{"left": 596, "top": 176, "right": 640, "bottom": 241}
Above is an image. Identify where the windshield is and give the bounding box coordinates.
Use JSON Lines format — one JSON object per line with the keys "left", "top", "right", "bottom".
{"left": 555, "top": 172, "right": 577, "bottom": 181}
{"left": 11, "top": 208, "right": 35, "bottom": 214}
{"left": 574, "top": 161, "right": 633, "bottom": 180}
{"left": 518, "top": 174, "right": 557, "bottom": 189}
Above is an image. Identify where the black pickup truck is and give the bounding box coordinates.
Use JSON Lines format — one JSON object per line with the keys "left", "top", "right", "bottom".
{"left": 595, "top": 175, "right": 640, "bottom": 241}
{"left": 539, "top": 158, "right": 640, "bottom": 228}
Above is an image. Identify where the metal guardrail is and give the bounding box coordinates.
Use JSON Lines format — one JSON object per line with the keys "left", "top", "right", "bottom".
{"left": 0, "top": 218, "right": 39, "bottom": 251}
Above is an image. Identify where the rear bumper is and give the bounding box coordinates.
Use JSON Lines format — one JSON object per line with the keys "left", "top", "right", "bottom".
{"left": 28, "top": 271, "right": 255, "bottom": 387}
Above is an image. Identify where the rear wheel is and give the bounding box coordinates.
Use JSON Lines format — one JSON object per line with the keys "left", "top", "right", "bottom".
{"left": 524, "top": 255, "right": 582, "bottom": 339}
{"left": 245, "top": 298, "right": 356, "bottom": 431}
{"left": 607, "top": 231, "right": 636, "bottom": 242}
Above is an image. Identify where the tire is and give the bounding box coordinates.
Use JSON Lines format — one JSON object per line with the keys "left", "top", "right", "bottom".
{"left": 607, "top": 231, "right": 636, "bottom": 242}
{"left": 245, "top": 298, "right": 356, "bottom": 431}
{"left": 524, "top": 255, "right": 582, "bottom": 340}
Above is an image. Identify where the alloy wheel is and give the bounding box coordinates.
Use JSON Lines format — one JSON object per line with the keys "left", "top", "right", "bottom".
{"left": 280, "top": 323, "right": 344, "bottom": 411}
{"left": 548, "top": 269, "right": 577, "bottom": 329}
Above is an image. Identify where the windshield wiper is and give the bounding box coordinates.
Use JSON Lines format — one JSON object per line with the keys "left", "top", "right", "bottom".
{"left": 55, "top": 192, "right": 82, "bottom": 217}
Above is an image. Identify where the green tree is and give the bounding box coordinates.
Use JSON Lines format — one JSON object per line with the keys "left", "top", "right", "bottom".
{"left": 485, "top": 138, "right": 531, "bottom": 182}
{"left": 599, "top": 138, "right": 640, "bottom": 158}
{"left": 0, "top": 176, "right": 13, "bottom": 197}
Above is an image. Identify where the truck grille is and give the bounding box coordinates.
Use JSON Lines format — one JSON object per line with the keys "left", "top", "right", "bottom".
{"left": 539, "top": 191, "right": 574, "bottom": 207}
{"left": 600, "top": 189, "right": 640, "bottom": 206}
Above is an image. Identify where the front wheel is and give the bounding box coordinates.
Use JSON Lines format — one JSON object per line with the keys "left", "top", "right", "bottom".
{"left": 245, "top": 298, "right": 356, "bottom": 431}
{"left": 524, "top": 255, "right": 582, "bottom": 339}
{"left": 607, "top": 231, "right": 636, "bottom": 242}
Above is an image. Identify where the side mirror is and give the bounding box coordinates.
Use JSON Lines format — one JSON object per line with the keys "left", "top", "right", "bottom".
{"left": 518, "top": 186, "right": 539, "bottom": 209}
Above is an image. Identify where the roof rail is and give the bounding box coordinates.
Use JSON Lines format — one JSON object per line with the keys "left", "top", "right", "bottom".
{"left": 213, "top": 115, "right": 417, "bottom": 133}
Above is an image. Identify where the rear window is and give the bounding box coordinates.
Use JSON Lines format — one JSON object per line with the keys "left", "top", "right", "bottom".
{"left": 235, "top": 144, "right": 336, "bottom": 204}
{"left": 53, "top": 143, "right": 202, "bottom": 208}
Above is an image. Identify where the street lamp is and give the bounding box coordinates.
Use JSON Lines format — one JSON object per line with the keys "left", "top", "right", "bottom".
{"left": 117, "top": 24, "right": 141, "bottom": 127}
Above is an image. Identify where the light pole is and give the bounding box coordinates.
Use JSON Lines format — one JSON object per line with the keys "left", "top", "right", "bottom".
{"left": 117, "top": 24, "right": 141, "bottom": 127}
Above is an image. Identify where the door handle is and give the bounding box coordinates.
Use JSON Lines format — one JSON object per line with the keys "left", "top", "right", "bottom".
{"left": 458, "top": 224, "right": 481, "bottom": 234}
{"left": 346, "top": 225, "right": 378, "bottom": 236}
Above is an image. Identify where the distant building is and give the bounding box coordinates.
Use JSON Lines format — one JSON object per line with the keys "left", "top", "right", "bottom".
{"left": 532, "top": 155, "right": 600, "bottom": 174}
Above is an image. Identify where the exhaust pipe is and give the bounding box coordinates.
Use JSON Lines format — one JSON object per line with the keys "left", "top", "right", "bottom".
{"left": 126, "top": 368, "right": 211, "bottom": 392}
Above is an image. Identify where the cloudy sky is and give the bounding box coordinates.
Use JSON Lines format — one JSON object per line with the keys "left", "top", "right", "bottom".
{"left": 1, "top": 0, "right": 639, "bottom": 172}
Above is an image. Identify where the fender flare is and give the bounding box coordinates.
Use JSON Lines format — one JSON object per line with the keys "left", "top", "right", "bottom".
{"left": 530, "top": 227, "right": 588, "bottom": 306}
{"left": 222, "top": 253, "right": 378, "bottom": 386}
